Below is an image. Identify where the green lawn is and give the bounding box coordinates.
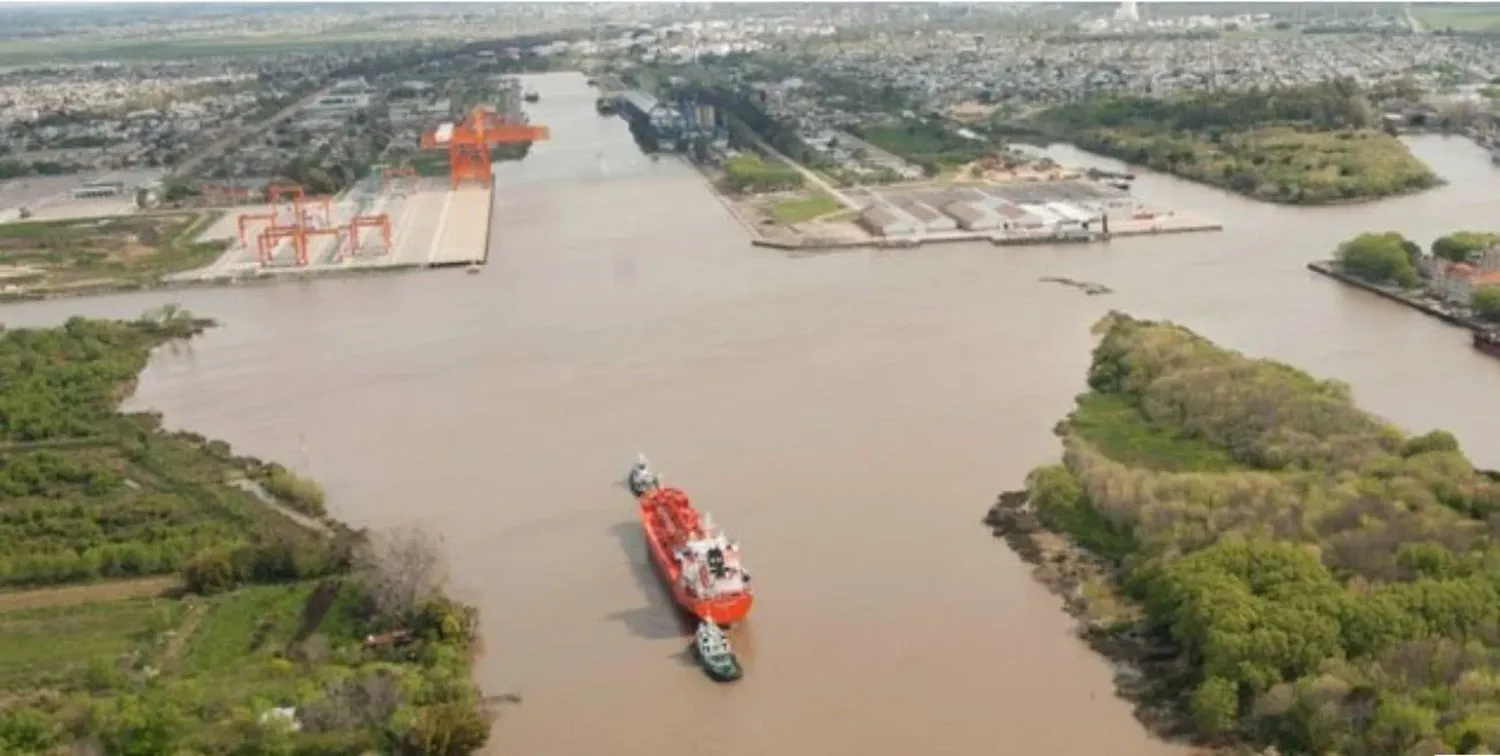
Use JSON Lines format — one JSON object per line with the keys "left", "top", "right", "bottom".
{"left": 1412, "top": 4, "right": 1500, "bottom": 31}
{"left": 0, "top": 597, "right": 183, "bottom": 689}
{"left": 771, "top": 193, "right": 842, "bottom": 224}
{"left": 0, "top": 32, "right": 458, "bottom": 66}
{"left": 1068, "top": 392, "right": 1243, "bottom": 473}
{"left": 177, "top": 583, "right": 313, "bottom": 678}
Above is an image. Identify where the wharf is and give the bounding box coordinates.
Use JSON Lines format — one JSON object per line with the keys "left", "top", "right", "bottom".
{"left": 752, "top": 214, "right": 1223, "bottom": 253}
{"left": 1307, "top": 260, "right": 1486, "bottom": 332}
{"left": 175, "top": 176, "right": 490, "bottom": 282}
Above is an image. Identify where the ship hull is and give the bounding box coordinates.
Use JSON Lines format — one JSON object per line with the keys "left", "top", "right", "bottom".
{"left": 638, "top": 489, "right": 753, "bottom": 626}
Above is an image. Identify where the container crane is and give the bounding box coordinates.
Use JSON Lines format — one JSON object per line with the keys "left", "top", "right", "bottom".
{"left": 420, "top": 106, "right": 550, "bottom": 190}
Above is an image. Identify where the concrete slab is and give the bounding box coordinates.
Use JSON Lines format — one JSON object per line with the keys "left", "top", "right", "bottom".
{"left": 172, "top": 173, "right": 490, "bottom": 280}
{"left": 429, "top": 186, "right": 491, "bottom": 266}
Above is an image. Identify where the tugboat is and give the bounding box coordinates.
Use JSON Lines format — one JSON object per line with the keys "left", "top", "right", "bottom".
{"left": 625, "top": 455, "right": 753, "bottom": 626}
{"left": 1474, "top": 327, "right": 1500, "bottom": 358}
{"left": 693, "top": 620, "right": 744, "bottom": 682}
{"left": 627, "top": 453, "right": 659, "bottom": 496}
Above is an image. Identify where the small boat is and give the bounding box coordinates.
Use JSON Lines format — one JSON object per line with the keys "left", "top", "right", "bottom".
{"left": 523, "top": 89, "right": 540, "bottom": 103}
{"left": 1474, "top": 327, "right": 1500, "bottom": 357}
{"left": 626, "top": 453, "right": 659, "bottom": 496}
{"left": 693, "top": 620, "right": 743, "bottom": 682}
{"left": 628, "top": 456, "right": 753, "bottom": 626}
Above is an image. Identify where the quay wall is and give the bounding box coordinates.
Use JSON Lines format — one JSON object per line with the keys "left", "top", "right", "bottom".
{"left": 1306, "top": 260, "right": 1486, "bottom": 332}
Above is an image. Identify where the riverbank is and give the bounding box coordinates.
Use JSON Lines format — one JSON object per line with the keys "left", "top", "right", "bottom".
{"left": 982, "top": 491, "right": 1191, "bottom": 743}
{"left": 988, "top": 312, "right": 1500, "bottom": 755}
{"left": 0, "top": 313, "right": 493, "bottom": 753}
{"left": 0, "top": 261, "right": 430, "bottom": 304}
{"left": 1306, "top": 259, "right": 1487, "bottom": 331}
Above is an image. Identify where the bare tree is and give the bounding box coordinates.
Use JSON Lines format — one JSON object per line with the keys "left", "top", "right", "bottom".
{"left": 354, "top": 528, "right": 451, "bottom": 622}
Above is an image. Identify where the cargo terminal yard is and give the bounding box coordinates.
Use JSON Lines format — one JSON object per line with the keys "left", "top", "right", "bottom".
{"left": 0, "top": 101, "right": 547, "bottom": 294}
{"left": 172, "top": 174, "right": 495, "bottom": 282}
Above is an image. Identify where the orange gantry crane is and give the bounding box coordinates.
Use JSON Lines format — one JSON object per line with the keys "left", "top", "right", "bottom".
{"left": 240, "top": 181, "right": 340, "bottom": 266}
{"left": 380, "top": 165, "right": 418, "bottom": 195}
{"left": 420, "top": 106, "right": 550, "bottom": 190}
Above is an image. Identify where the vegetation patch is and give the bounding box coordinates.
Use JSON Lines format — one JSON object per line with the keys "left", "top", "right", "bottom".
{"left": 770, "top": 192, "right": 842, "bottom": 224}
{"left": 1412, "top": 4, "right": 1500, "bottom": 32}
{"left": 1333, "top": 231, "right": 1422, "bottom": 288}
{"left": 722, "top": 154, "right": 803, "bottom": 194}
{"left": 1032, "top": 80, "right": 1440, "bottom": 205}
{"left": 1067, "top": 392, "right": 1243, "bottom": 474}
{"left": 0, "top": 312, "right": 492, "bottom": 754}
{"left": 988, "top": 312, "right": 1500, "bottom": 755}
{"left": 0, "top": 213, "right": 226, "bottom": 299}
{"left": 0, "top": 597, "right": 182, "bottom": 690}
{"left": 853, "top": 121, "right": 990, "bottom": 176}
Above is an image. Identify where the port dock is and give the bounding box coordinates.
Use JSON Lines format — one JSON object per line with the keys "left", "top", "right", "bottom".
{"left": 177, "top": 176, "right": 490, "bottom": 282}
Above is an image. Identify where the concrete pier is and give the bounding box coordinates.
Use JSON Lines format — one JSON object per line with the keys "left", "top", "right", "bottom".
{"left": 175, "top": 175, "right": 492, "bottom": 282}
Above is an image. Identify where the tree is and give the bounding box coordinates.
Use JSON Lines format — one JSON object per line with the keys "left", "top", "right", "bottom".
{"left": 1336, "top": 232, "right": 1419, "bottom": 288}
{"left": 355, "top": 528, "right": 451, "bottom": 623}
{"left": 1432, "top": 231, "right": 1499, "bottom": 263}
{"left": 1472, "top": 285, "right": 1500, "bottom": 322}
{"left": 393, "top": 703, "right": 492, "bottom": 756}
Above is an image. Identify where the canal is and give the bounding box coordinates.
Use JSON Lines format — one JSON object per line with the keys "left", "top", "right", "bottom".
{"left": 4, "top": 71, "right": 1499, "bottom": 755}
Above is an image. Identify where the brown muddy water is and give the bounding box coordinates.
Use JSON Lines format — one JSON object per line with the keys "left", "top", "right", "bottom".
{"left": 6, "top": 72, "right": 1500, "bottom": 755}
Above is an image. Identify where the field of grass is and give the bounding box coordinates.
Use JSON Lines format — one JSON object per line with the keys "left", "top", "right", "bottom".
{"left": 0, "top": 597, "right": 183, "bottom": 690}
{"left": 0, "top": 31, "right": 455, "bottom": 67}
{"left": 1068, "top": 392, "right": 1243, "bottom": 472}
{"left": 0, "top": 211, "right": 225, "bottom": 296}
{"left": 770, "top": 192, "right": 842, "bottom": 224}
{"left": 1413, "top": 4, "right": 1500, "bottom": 31}
{"left": 177, "top": 583, "right": 314, "bottom": 677}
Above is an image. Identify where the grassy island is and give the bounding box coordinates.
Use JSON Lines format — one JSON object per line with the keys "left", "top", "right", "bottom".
{"left": 988, "top": 313, "right": 1500, "bottom": 755}
{"left": 0, "top": 310, "right": 490, "bottom": 754}
{"left": 1030, "top": 81, "right": 1440, "bottom": 205}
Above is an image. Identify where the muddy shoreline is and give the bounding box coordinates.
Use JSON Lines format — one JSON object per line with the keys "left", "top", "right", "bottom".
{"left": 983, "top": 491, "right": 1249, "bottom": 756}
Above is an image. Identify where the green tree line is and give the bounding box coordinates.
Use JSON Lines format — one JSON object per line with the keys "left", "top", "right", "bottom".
{"left": 1031, "top": 80, "right": 1439, "bottom": 205}
{"left": 0, "top": 314, "right": 492, "bottom": 754}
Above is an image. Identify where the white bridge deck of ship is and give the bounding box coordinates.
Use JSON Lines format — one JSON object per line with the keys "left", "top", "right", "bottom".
{"left": 177, "top": 176, "right": 491, "bottom": 281}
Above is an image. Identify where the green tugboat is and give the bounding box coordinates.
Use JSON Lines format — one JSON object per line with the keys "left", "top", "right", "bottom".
{"left": 693, "top": 620, "right": 743, "bottom": 682}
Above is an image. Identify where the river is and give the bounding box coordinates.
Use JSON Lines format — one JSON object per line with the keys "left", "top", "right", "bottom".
{"left": 6, "top": 72, "right": 1500, "bottom": 754}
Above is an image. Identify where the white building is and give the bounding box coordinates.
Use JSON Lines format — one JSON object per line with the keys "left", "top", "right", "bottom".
{"left": 897, "top": 200, "right": 957, "bottom": 233}
{"left": 943, "top": 201, "right": 1001, "bottom": 232}
{"left": 1018, "top": 203, "right": 1064, "bottom": 228}
{"left": 858, "top": 203, "right": 921, "bottom": 237}
{"left": 990, "top": 202, "right": 1045, "bottom": 231}
{"left": 1043, "top": 201, "right": 1097, "bottom": 229}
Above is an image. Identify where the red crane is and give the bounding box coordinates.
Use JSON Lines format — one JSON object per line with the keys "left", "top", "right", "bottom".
{"left": 420, "top": 106, "right": 550, "bottom": 190}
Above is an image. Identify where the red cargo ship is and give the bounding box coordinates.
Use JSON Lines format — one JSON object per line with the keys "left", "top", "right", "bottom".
{"left": 1475, "top": 328, "right": 1500, "bottom": 358}
{"left": 636, "top": 485, "right": 754, "bottom": 626}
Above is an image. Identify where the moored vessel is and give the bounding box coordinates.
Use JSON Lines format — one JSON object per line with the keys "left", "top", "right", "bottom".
{"left": 627, "top": 456, "right": 753, "bottom": 626}
{"left": 1474, "top": 327, "right": 1500, "bottom": 358}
